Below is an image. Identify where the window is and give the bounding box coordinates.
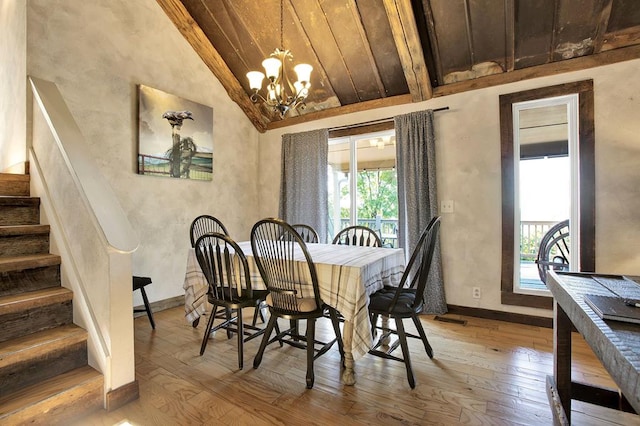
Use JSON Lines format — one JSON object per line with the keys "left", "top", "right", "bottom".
{"left": 514, "top": 97, "right": 576, "bottom": 295}
{"left": 500, "top": 80, "right": 595, "bottom": 309}
{"left": 327, "top": 129, "right": 398, "bottom": 247}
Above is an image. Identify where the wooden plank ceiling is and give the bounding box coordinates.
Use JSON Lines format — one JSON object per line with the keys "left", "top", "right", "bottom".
{"left": 157, "top": 0, "right": 640, "bottom": 132}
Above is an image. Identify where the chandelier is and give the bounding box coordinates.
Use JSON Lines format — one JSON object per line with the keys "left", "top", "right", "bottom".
{"left": 246, "top": 0, "right": 312, "bottom": 118}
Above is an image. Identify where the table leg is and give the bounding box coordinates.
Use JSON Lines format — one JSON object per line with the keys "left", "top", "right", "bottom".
{"left": 551, "top": 300, "right": 572, "bottom": 424}
{"left": 381, "top": 315, "right": 391, "bottom": 345}
{"left": 341, "top": 320, "right": 356, "bottom": 385}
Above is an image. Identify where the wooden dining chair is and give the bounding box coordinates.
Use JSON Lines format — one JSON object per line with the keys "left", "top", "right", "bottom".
{"left": 133, "top": 276, "right": 155, "bottom": 329}
{"left": 291, "top": 224, "right": 319, "bottom": 243}
{"left": 194, "top": 232, "right": 268, "bottom": 369}
{"left": 368, "top": 216, "right": 441, "bottom": 388}
{"left": 332, "top": 225, "right": 382, "bottom": 247}
{"left": 251, "top": 218, "right": 344, "bottom": 389}
{"left": 189, "top": 215, "right": 233, "bottom": 328}
{"left": 189, "top": 215, "right": 229, "bottom": 247}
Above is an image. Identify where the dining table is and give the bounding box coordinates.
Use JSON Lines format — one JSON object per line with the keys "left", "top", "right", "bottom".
{"left": 183, "top": 241, "right": 405, "bottom": 385}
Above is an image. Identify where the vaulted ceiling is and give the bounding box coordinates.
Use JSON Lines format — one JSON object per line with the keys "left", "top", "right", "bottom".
{"left": 157, "top": 0, "right": 640, "bottom": 132}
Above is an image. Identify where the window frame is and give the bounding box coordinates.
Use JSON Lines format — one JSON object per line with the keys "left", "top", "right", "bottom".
{"left": 500, "top": 80, "right": 595, "bottom": 309}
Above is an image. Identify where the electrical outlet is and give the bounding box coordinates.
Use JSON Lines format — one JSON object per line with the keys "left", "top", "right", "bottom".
{"left": 472, "top": 287, "right": 481, "bottom": 299}
{"left": 440, "top": 200, "right": 454, "bottom": 213}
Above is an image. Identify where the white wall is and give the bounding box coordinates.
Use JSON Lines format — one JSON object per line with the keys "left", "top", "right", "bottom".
{"left": 26, "top": 0, "right": 261, "bottom": 304}
{"left": 0, "top": 0, "right": 27, "bottom": 172}
{"left": 258, "top": 60, "right": 640, "bottom": 317}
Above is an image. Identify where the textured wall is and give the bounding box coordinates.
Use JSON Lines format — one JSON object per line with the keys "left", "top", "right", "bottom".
{"left": 27, "top": 0, "right": 260, "bottom": 303}
{"left": 0, "top": 0, "right": 27, "bottom": 172}
{"left": 258, "top": 60, "right": 640, "bottom": 317}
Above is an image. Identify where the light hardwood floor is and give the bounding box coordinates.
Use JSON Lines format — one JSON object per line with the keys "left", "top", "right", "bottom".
{"left": 73, "top": 307, "right": 640, "bottom": 425}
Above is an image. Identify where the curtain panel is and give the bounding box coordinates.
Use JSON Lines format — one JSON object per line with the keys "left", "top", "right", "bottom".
{"left": 395, "top": 110, "right": 446, "bottom": 314}
{"left": 279, "top": 129, "right": 329, "bottom": 242}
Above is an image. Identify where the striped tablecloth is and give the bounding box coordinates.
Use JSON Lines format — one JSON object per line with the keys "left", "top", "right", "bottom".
{"left": 183, "top": 242, "right": 405, "bottom": 361}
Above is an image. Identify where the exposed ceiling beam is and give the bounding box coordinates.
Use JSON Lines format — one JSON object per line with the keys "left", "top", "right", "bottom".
{"left": 155, "top": 0, "right": 269, "bottom": 132}
{"left": 270, "top": 44, "right": 640, "bottom": 131}
{"left": 433, "top": 43, "right": 640, "bottom": 98}
{"left": 383, "top": 0, "right": 433, "bottom": 102}
{"left": 266, "top": 94, "right": 413, "bottom": 131}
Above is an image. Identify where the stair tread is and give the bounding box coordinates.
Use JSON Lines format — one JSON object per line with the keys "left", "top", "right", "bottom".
{"left": 0, "top": 225, "right": 50, "bottom": 236}
{"left": 0, "top": 174, "right": 29, "bottom": 182}
{"left": 0, "top": 196, "right": 39, "bottom": 205}
{"left": 0, "top": 365, "right": 102, "bottom": 414}
{"left": 0, "top": 287, "right": 72, "bottom": 315}
{"left": 0, "top": 253, "right": 61, "bottom": 273}
{"left": 0, "top": 324, "right": 86, "bottom": 366}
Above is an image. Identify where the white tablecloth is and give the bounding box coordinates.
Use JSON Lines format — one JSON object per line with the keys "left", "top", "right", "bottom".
{"left": 183, "top": 242, "right": 405, "bottom": 361}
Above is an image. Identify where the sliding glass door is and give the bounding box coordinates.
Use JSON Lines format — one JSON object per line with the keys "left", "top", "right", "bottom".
{"left": 327, "top": 130, "right": 398, "bottom": 246}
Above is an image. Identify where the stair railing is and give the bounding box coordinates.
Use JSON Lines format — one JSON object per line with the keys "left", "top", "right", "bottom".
{"left": 28, "top": 76, "right": 139, "bottom": 404}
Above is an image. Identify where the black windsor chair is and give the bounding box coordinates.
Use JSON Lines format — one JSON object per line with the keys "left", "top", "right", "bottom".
{"left": 368, "top": 216, "right": 441, "bottom": 388}
{"left": 194, "top": 232, "right": 269, "bottom": 369}
{"left": 291, "top": 224, "right": 319, "bottom": 243}
{"left": 251, "top": 218, "right": 344, "bottom": 389}
{"left": 332, "top": 225, "right": 382, "bottom": 247}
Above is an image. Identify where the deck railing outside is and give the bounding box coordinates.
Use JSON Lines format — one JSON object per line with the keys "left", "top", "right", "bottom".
{"left": 337, "top": 217, "right": 398, "bottom": 247}
{"left": 331, "top": 219, "right": 561, "bottom": 255}
{"left": 520, "top": 220, "right": 560, "bottom": 261}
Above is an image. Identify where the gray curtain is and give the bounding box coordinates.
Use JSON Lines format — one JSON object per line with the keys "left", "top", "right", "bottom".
{"left": 395, "top": 110, "right": 446, "bottom": 314}
{"left": 279, "top": 129, "right": 329, "bottom": 243}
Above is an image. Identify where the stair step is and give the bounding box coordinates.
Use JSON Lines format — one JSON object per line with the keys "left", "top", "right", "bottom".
{"left": 0, "top": 253, "right": 61, "bottom": 273}
{"left": 0, "top": 254, "right": 61, "bottom": 297}
{"left": 0, "top": 174, "right": 29, "bottom": 197}
{"left": 0, "top": 288, "right": 73, "bottom": 343}
{"left": 0, "top": 197, "right": 40, "bottom": 226}
{"left": 0, "top": 225, "right": 50, "bottom": 257}
{"left": 0, "top": 365, "right": 103, "bottom": 425}
{"left": 0, "top": 324, "right": 88, "bottom": 398}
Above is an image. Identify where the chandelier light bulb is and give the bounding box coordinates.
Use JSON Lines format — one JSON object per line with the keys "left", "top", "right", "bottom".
{"left": 262, "top": 57, "right": 282, "bottom": 81}
{"left": 293, "top": 63, "right": 313, "bottom": 84}
{"left": 246, "top": 71, "right": 265, "bottom": 90}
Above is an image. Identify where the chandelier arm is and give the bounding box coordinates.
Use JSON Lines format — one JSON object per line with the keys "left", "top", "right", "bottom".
{"left": 280, "top": 59, "right": 297, "bottom": 104}
{"left": 250, "top": 91, "right": 276, "bottom": 107}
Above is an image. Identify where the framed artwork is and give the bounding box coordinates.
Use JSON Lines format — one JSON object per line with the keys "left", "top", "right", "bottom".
{"left": 137, "top": 85, "right": 213, "bottom": 180}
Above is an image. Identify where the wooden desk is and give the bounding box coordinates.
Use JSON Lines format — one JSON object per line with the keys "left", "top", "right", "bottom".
{"left": 546, "top": 271, "right": 640, "bottom": 424}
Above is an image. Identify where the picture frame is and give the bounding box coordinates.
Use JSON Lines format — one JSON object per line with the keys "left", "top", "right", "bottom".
{"left": 137, "top": 85, "right": 213, "bottom": 181}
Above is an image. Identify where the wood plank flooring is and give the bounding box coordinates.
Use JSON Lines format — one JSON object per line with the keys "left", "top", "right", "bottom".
{"left": 73, "top": 307, "right": 640, "bottom": 425}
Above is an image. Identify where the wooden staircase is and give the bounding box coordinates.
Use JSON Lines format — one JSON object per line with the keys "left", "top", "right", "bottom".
{"left": 0, "top": 173, "right": 103, "bottom": 424}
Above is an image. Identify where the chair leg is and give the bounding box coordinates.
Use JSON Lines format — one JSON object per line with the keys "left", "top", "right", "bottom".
{"left": 252, "top": 301, "right": 267, "bottom": 326}
{"left": 290, "top": 319, "right": 299, "bottom": 341}
{"left": 200, "top": 304, "right": 218, "bottom": 356}
{"left": 237, "top": 309, "right": 244, "bottom": 370}
{"left": 253, "top": 314, "right": 278, "bottom": 369}
{"left": 306, "top": 317, "right": 316, "bottom": 389}
{"left": 411, "top": 314, "right": 434, "bottom": 358}
{"left": 370, "top": 313, "right": 379, "bottom": 339}
{"left": 225, "top": 307, "right": 233, "bottom": 339}
{"left": 139, "top": 287, "right": 156, "bottom": 329}
{"left": 395, "top": 318, "right": 415, "bottom": 389}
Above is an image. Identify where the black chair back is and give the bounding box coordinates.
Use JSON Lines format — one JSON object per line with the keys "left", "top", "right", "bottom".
{"left": 251, "top": 218, "right": 322, "bottom": 315}
{"left": 190, "top": 215, "right": 229, "bottom": 247}
{"left": 194, "top": 232, "right": 253, "bottom": 302}
{"left": 291, "top": 224, "right": 319, "bottom": 243}
{"left": 389, "top": 216, "right": 441, "bottom": 312}
{"left": 332, "top": 225, "right": 382, "bottom": 247}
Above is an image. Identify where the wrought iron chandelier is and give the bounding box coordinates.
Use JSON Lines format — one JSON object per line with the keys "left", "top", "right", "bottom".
{"left": 246, "top": 0, "right": 312, "bottom": 118}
